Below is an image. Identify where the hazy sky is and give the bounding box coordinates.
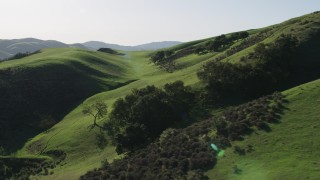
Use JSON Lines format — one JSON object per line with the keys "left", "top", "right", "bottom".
{"left": 0, "top": 0, "right": 319, "bottom": 45}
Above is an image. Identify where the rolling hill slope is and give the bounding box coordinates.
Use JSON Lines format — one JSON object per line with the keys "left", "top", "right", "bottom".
{"left": 0, "top": 11, "right": 320, "bottom": 179}
{"left": 206, "top": 79, "right": 320, "bottom": 180}
{"left": 0, "top": 48, "right": 134, "bottom": 152}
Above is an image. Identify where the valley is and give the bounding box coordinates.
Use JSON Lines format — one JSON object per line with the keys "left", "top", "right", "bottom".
{"left": 0, "top": 11, "right": 320, "bottom": 180}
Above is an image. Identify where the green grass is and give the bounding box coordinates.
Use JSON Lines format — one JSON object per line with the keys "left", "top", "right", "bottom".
{"left": 2, "top": 11, "right": 320, "bottom": 179}
{"left": 0, "top": 48, "right": 135, "bottom": 151}
{"left": 206, "top": 79, "right": 320, "bottom": 180}
{"left": 12, "top": 48, "right": 219, "bottom": 179}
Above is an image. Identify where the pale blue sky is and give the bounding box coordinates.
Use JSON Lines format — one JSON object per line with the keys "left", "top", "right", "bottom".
{"left": 0, "top": 0, "right": 319, "bottom": 45}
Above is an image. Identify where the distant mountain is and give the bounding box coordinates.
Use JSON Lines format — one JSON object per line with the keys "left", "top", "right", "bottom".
{"left": 82, "top": 41, "right": 132, "bottom": 51}
{"left": 0, "top": 38, "right": 87, "bottom": 60}
{"left": 69, "top": 43, "right": 89, "bottom": 49}
{"left": 0, "top": 38, "right": 182, "bottom": 60}
{"left": 82, "top": 41, "right": 182, "bottom": 51}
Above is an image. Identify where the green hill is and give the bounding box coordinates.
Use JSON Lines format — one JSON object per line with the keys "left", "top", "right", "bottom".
{"left": 206, "top": 79, "right": 320, "bottom": 180}
{"left": 79, "top": 79, "right": 320, "bottom": 180}
{"left": 0, "top": 12, "right": 320, "bottom": 179}
{"left": 0, "top": 48, "right": 133, "bottom": 151}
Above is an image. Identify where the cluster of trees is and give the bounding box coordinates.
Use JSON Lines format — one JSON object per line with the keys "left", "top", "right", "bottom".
{"left": 198, "top": 34, "right": 299, "bottom": 101}
{"left": 81, "top": 120, "right": 216, "bottom": 180}
{"left": 81, "top": 91, "right": 285, "bottom": 179}
{"left": 151, "top": 47, "right": 199, "bottom": 72}
{"left": 6, "top": 50, "right": 41, "bottom": 61}
{"left": 84, "top": 34, "right": 298, "bottom": 154}
{"left": 150, "top": 31, "right": 249, "bottom": 72}
{"left": 83, "top": 81, "right": 196, "bottom": 153}
{"left": 225, "top": 29, "right": 273, "bottom": 57}
{"left": 0, "top": 149, "right": 66, "bottom": 179}
{"left": 106, "top": 81, "right": 196, "bottom": 153}
{"left": 195, "top": 31, "right": 249, "bottom": 55}
{"left": 97, "top": 48, "right": 123, "bottom": 55}
{"left": 150, "top": 50, "right": 176, "bottom": 72}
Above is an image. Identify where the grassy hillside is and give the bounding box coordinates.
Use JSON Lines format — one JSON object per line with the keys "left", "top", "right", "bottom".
{"left": 14, "top": 50, "right": 216, "bottom": 179}
{"left": 1, "top": 12, "right": 320, "bottom": 179}
{"left": 0, "top": 48, "right": 133, "bottom": 151}
{"left": 206, "top": 79, "right": 320, "bottom": 180}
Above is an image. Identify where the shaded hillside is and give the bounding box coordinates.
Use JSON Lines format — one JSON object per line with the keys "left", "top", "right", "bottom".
{"left": 0, "top": 48, "right": 133, "bottom": 152}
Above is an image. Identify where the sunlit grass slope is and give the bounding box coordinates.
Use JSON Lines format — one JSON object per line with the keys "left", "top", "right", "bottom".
{"left": 206, "top": 79, "right": 320, "bottom": 180}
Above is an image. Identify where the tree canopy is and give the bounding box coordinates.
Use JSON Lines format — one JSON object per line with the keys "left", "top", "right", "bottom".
{"left": 106, "top": 81, "right": 195, "bottom": 153}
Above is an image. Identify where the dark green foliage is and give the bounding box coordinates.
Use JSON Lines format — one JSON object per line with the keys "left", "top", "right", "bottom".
{"left": 97, "top": 48, "right": 123, "bottom": 55}
{"left": 81, "top": 92, "right": 285, "bottom": 180}
{"left": 194, "top": 46, "right": 207, "bottom": 55}
{"left": 95, "top": 133, "right": 108, "bottom": 150}
{"left": 230, "top": 31, "right": 249, "bottom": 41}
{"left": 224, "top": 29, "right": 272, "bottom": 58}
{"left": 149, "top": 31, "right": 250, "bottom": 69}
{"left": 252, "top": 34, "right": 299, "bottom": 68}
{"left": 150, "top": 31, "right": 247, "bottom": 70}
{"left": 205, "top": 32, "right": 249, "bottom": 52}
{"left": 0, "top": 63, "right": 121, "bottom": 152}
{"left": 0, "top": 150, "right": 66, "bottom": 179}
{"left": 198, "top": 34, "right": 299, "bottom": 102}
{"left": 206, "top": 34, "right": 227, "bottom": 52}
{"left": 150, "top": 47, "right": 197, "bottom": 72}
{"left": 150, "top": 50, "right": 177, "bottom": 72}
{"left": 0, "top": 158, "right": 48, "bottom": 179}
{"left": 7, "top": 50, "right": 41, "bottom": 61}
{"left": 44, "top": 150, "right": 67, "bottom": 163}
{"left": 0, "top": 147, "right": 6, "bottom": 156}
{"left": 81, "top": 121, "right": 216, "bottom": 180}
{"left": 107, "top": 81, "right": 195, "bottom": 153}
{"left": 233, "top": 146, "right": 246, "bottom": 155}
{"left": 214, "top": 92, "right": 284, "bottom": 145}
{"left": 82, "top": 101, "right": 108, "bottom": 131}
{"left": 150, "top": 51, "right": 166, "bottom": 63}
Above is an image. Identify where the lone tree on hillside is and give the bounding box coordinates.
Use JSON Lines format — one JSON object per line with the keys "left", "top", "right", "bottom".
{"left": 82, "top": 101, "right": 108, "bottom": 131}
{"left": 82, "top": 101, "right": 109, "bottom": 149}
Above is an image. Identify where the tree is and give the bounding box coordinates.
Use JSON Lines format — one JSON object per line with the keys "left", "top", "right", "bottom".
{"left": 150, "top": 51, "right": 165, "bottom": 63}
{"left": 150, "top": 50, "right": 177, "bottom": 72}
{"left": 194, "top": 47, "right": 206, "bottom": 55}
{"left": 230, "top": 31, "right": 249, "bottom": 41}
{"left": 82, "top": 101, "right": 109, "bottom": 149}
{"left": 165, "top": 50, "right": 174, "bottom": 57}
{"left": 239, "top": 31, "right": 249, "bottom": 39}
{"left": 82, "top": 101, "right": 108, "bottom": 131}
{"left": 108, "top": 82, "right": 196, "bottom": 153}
